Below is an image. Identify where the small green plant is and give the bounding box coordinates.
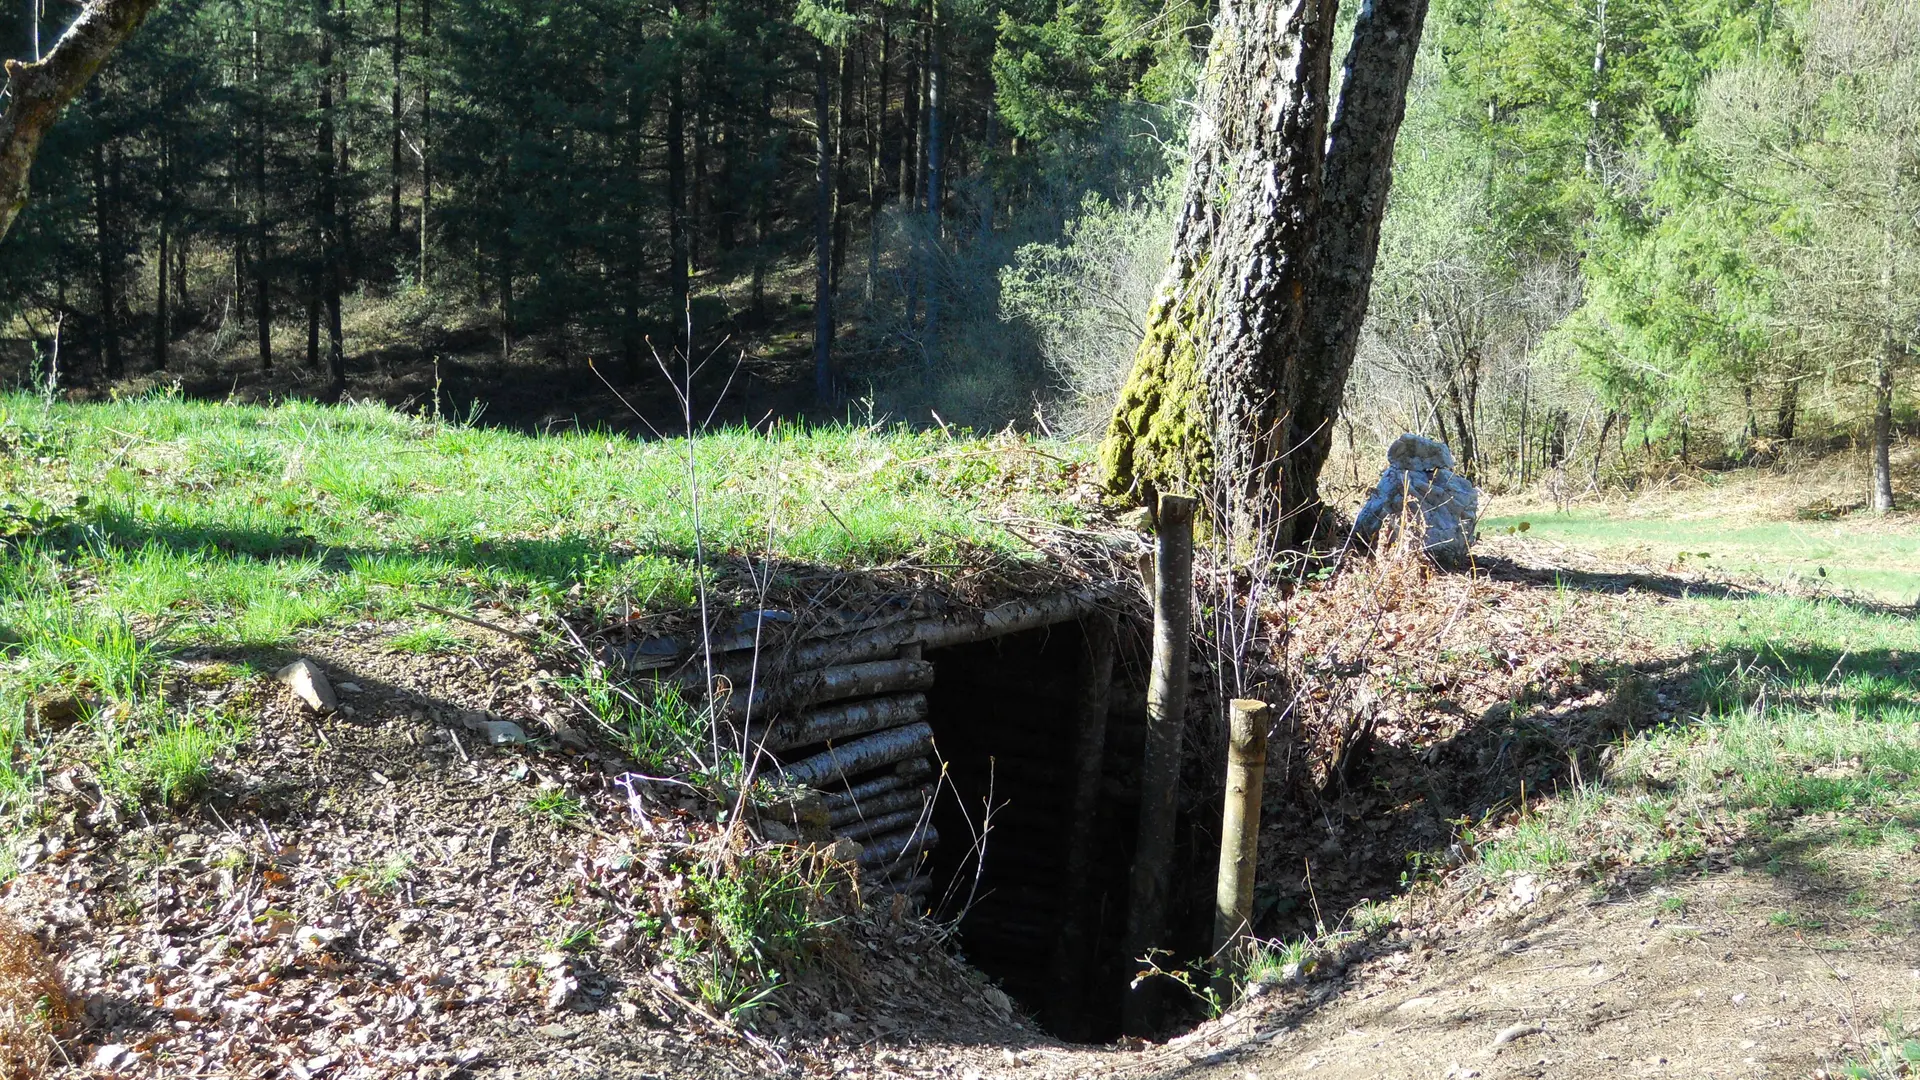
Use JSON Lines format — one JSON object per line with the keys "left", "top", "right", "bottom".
{"left": 1345, "top": 898, "right": 1398, "bottom": 934}
{"left": 563, "top": 672, "right": 706, "bottom": 775}
{"left": 386, "top": 623, "right": 468, "bottom": 654}
{"left": 526, "top": 788, "right": 588, "bottom": 826}
{"left": 1831, "top": 1016, "right": 1920, "bottom": 1079}
{"left": 102, "top": 711, "right": 244, "bottom": 807}
{"left": 1769, "top": 909, "right": 1825, "bottom": 930}
{"left": 669, "top": 849, "right": 843, "bottom": 1018}
{"left": 1244, "top": 936, "right": 1316, "bottom": 988}
{"left": 337, "top": 853, "right": 414, "bottom": 893}
{"left": 1133, "top": 949, "right": 1226, "bottom": 1018}
{"left": 545, "top": 922, "right": 597, "bottom": 953}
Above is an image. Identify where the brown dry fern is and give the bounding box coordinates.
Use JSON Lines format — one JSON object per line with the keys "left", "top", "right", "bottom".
{"left": 0, "top": 919, "right": 75, "bottom": 1079}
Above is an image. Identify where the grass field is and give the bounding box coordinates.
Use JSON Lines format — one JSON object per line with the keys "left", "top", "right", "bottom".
{"left": 1483, "top": 509, "right": 1920, "bottom": 603}
{"left": 0, "top": 391, "right": 1087, "bottom": 824}
{"left": 1474, "top": 588, "right": 1920, "bottom": 872}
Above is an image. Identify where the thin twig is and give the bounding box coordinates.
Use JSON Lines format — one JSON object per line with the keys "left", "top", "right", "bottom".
{"left": 414, "top": 602, "right": 544, "bottom": 644}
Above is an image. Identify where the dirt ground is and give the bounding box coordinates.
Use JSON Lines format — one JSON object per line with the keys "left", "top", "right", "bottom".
{"left": 9, "top": 545, "right": 1916, "bottom": 1079}
{"left": 1157, "top": 858, "right": 1920, "bottom": 1080}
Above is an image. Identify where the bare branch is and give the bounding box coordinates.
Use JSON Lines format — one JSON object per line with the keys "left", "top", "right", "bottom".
{"left": 1, "top": 0, "right": 161, "bottom": 242}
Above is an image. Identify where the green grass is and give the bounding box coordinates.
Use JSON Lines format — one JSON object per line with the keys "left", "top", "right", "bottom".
{"left": 0, "top": 391, "right": 1089, "bottom": 835}
{"left": 1484, "top": 510, "right": 1920, "bottom": 603}
{"left": 384, "top": 622, "right": 470, "bottom": 654}
{"left": 1473, "top": 591, "right": 1920, "bottom": 888}
{"left": 526, "top": 788, "right": 588, "bottom": 825}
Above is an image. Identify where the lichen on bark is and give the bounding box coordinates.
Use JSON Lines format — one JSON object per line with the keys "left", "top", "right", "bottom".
{"left": 1098, "top": 263, "right": 1214, "bottom": 501}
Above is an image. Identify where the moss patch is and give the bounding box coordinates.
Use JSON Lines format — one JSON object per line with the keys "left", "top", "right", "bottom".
{"left": 1098, "top": 264, "right": 1213, "bottom": 502}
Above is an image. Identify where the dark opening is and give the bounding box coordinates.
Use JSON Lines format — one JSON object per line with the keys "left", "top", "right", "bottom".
{"left": 922, "top": 621, "right": 1215, "bottom": 1043}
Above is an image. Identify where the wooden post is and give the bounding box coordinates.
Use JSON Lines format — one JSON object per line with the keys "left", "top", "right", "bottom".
{"left": 1046, "top": 610, "right": 1117, "bottom": 1039}
{"left": 1122, "top": 493, "right": 1193, "bottom": 1036}
{"left": 1212, "top": 698, "right": 1268, "bottom": 999}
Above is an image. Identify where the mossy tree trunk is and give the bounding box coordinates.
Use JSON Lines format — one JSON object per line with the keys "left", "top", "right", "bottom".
{"left": 1100, "top": 0, "right": 1430, "bottom": 546}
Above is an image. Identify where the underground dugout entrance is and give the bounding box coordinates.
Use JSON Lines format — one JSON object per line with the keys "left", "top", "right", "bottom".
{"left": 625, "top": 592, "right": 1222, "bottom": 1042}
{"left": 919, "top": 621, "right": 1217, "bottom": 1043}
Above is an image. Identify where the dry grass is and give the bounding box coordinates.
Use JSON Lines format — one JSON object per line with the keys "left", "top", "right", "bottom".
{"left": 0, "top": 920, "right": 75, "bottom": 1079}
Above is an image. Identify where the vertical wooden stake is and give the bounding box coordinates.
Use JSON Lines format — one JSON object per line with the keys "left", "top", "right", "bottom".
{"left": 1122, "top": 492, "right": 1193, "bottom": 1036}
{"left": 1046, "top": 610, "right": 1116, "bottom": 1039}
{"left": 1212, "top": 698, "right": 1268, "bottom": 999}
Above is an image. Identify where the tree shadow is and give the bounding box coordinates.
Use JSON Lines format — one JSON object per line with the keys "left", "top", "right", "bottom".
{"left": 1251, "top": 581, "right": 1919, "bottom": 972}
{"left": 1473, "top": 550, "right": 1913, "bottom": 619}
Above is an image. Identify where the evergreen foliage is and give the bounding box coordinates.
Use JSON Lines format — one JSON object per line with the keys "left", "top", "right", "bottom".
{"left": 0, "top": 0, "right": 1204, "bottom": 410}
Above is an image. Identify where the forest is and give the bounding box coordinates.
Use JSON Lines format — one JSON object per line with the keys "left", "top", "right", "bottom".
{"left": 1, "top": 0, "right": 1910, "bottom": 492}
{"left": 2, "top": 0, "right": 1920, "bottom": 1075}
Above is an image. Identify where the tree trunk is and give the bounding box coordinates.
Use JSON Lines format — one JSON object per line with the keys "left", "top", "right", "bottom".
{"left": 389, "top": 0, "right": 403, "bottom": 242}
{"left": 899, "top": 27, "right": 918, "bottom": 208}
{"left": 152, "top": 114, "right": 169, "bottom": 372}
{"left": 666, "top": 2, "right": 691, "bottom": 360}
{"left": 318, "top": 0, "right": 346, "bottom": 401}
{"left": 0, "top": 0, "right": 163, "bottom": 244}
{"left": 1100, "top": 0, "right": 1340, "bottom": 521}
{"left": 93, "top": 116, "right": 123, "bottom": 379}
{"left": 813, "top": 41, "right": 835, "bottom": 403}
{"left": 417, "top": 0, "right": 431, "bottom": 283}
{"left": 1288, "top": 0, "right": 1434, "bottom": 507}
{"left": 830, "top": 12, "right": 856, "bottom": 292}
{"left": 920, "top": 0, "right": 942, "bottom": 380}
{"left": 923, "top": 0, "right": 941, "bottom": 224}
{"left": 1872, "top": 211, "right": 1898, "bottom": 513}
{"left": 253, "top": 17, "right": 272, "bottom": 370}
{"left": 306, "top": 287, "right": 320, "bottom": 370}
{"left": 1872, "top": 334, "right": 1895, "bottom": 513}
{"left": 172, "top": 221, "right": 186, "bottom": 318}
{"left": 867, "top": 7, "right": 887, "bottom": 301}
{"left": 750, "top": 51, "right": 772, "bottom": 321}
{"left": 153, "top": 209, "right": 168, "bottom": 370}
{"left": 1101, "top": 0, "right": 1429, "bottom": 541}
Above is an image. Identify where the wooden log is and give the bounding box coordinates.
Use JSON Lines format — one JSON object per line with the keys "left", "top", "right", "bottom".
{"left": 1047, "top": 610, "right": 1117, "bottom": 1040}
{"left": 763, "top": 692, "right": 929, "bottom": 752}
{"left": 856, "top": 821, "right": 939, "bottom": 868}
{"left": 870, "top": 848, "right": 934, "bottom": 885}
{"left": 717, "top": 658, "right": 937, "bottom": 723}
{"left": 795, "top": 658, "right": 933, "bottom": 705}
{"left": 837, "top": 805, "right": 927, "bottom": 843}
{"left": 869, "top": 873, "right": 932, "bottom": 899}
{"left": 822, "top": 758, "right": 934, "bottom": 813}
{"left": 779, "top": 722, "right": 934, "bottom": 789}
{"left": 778, "top": 590, "right": 1110, "bottom": 672}
{"left": 828, "top": 784, "right": 932, "bottom": 828}
{"left": 1213, "top": 699, "right": 1269, "bottom": 999}
{"left": 1123, "top": 492, "right": 1194, "bottom": 1037}
{"left": 658, "top": 591, "right": 1113, "bottom": 710}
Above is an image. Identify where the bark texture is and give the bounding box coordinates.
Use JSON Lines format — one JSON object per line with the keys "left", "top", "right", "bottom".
{"left": 1291, "top": 0, "right": 1433, "bottom": 516}
{"left": 1100, "top": 0, "right": 1430, "bottom": 543}
{"left": 1, "top": 0, "right": 160, "bottom": 243}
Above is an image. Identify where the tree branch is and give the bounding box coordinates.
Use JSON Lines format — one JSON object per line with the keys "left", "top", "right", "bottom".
{"left": 0, "top": 0, "right": 161, "bottom": 243}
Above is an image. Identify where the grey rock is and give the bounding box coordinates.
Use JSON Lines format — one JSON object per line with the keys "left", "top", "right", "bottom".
{"left": 1353, "top": 434, "right": 1481, "bottom": 569}
{"left": 475, "top": 719, "right": 527, "bottom": 745}
{"left": 275, "top": 659, "right": 338, "bottom": 713}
